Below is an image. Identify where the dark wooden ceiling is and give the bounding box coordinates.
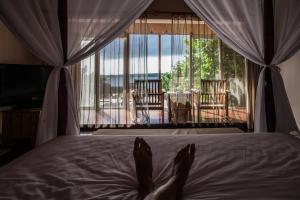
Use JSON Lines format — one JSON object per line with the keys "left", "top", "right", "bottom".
{"left": 146, "top": 0, "right": 193, "bottom": 13}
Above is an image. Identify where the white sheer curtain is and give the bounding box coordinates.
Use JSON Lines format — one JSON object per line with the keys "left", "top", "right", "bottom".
{"left": 128, "top": 18, "right": 151, "bottom": 125}
{"left": 184, "top": 0, "right": 265, "bottom": 65}
{"left": 0, "top": 0, "right": 153, "bottom": 145}
{"left": 66, "top": 0, "right": 153, "bottom": 64}
{"left": 184, "top": 0, "right": 300, "bottom": 133}
{"left": 170, "top": 16, "right": 191, "bottom": 92}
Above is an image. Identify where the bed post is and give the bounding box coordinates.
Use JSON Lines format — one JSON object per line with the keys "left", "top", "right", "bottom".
{"left": 57, "top": 0, "right": 68, "bottom": 136}
{"left": 263, "top": 0, "right": 276, "bottom": 132}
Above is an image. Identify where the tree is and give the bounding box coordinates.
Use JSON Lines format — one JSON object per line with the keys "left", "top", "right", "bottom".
{"left": 192, "top": 38, "right": 219, "bottom": 89}
{"left": 161, "top": 72, "right": 171, "bottom": 91}
{"left": 161, "top": 37, "right": 220, "bottom": 91}
{"left": 161, "top": 35, "right": 245, "bottom": 102}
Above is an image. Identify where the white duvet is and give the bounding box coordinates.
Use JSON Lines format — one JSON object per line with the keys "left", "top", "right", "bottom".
{"left": 1, "top": 132, "right": 300, "bottom": 199}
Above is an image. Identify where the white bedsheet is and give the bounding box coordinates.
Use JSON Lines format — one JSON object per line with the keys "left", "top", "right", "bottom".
{"left": 1, "top": 132, "right": 300, "bottom": 199}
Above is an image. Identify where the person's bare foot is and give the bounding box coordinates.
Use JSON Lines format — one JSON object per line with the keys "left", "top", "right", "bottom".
{"left": 172, "top": 144, "right": 195, "bottom": 200}
{"left": 133, "top": 137, "right": 154, "bottom": 200}
{"left": 144, "top": 144, "right": 195, "bottom": 200}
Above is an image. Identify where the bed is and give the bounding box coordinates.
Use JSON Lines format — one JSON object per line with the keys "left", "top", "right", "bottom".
{"left": 0, "top": 132, "right": 300, "bottom": 199}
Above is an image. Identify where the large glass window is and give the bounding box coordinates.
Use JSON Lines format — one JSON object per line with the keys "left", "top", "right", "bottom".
{"left": 78, "top": 18, "right": 247, "bottom": 127}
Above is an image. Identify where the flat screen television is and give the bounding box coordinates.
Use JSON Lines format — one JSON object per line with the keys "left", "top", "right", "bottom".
{"left": 0, "top": 64, "right": 52, "bottom": 108}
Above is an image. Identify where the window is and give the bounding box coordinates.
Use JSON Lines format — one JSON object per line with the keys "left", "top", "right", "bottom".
{"left": 78, "top": 18, "right": 247, "bottom": 127}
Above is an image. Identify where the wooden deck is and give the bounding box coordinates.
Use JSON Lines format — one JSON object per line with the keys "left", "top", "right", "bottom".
{"left": 80, "top": 107, "right": 246, "bottom": 127}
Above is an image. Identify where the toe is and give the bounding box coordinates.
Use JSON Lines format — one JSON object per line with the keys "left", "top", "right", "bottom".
{"left": 143, "top": 140, "right": 152, "bottom": 153}
{"left": 188, "top": 144, "right": 196, "bottom": 165}
{"left": 183, "top": 144, "right": 190, "bottom": 158}
{"left": 190, "top": 144, "right": 196, "bottom": 155}
{"left": 134, "top": 137, "right": 142, "bottom": 157}
{"left": 174, "top": 147, "right": 184, "bottom": 163}
{"left": 134, "top": 138, "right": 139, "bottom": 155}
{"left": 140, "top": 138, "right": 150, "bottom": 150}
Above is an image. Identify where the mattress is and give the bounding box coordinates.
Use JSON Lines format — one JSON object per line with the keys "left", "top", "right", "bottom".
{"left": 0, "top": 132, "right": 300, "bottom": 199}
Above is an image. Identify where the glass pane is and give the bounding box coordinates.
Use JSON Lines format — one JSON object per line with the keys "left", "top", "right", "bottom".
{"left": 129, "top": 34, "right": 159, "bottom": 82}
{"left": 192, "top": 37, "right": 219, "bottom": 89}
{"left": 148, "top": 35, "right": 159, "bottom": 80}
{"left": 161, "top": 35, "right": 172, "bottom": 91}
{"left": 80, "top": 40, "right": 95, "bottom": 108}
{"left": 161, "top": 34, "right": 190, "bottom": 92}
{"left": 99, "top": 38, "right": 125, "bottom": 110}
{"left": 222, "top": 43, "right": 246, "bottom": 108}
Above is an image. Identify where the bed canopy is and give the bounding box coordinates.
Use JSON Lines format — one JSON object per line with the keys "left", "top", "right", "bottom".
{"left": 0, "top": 0, "right": 299, "bottom": 146}
{"left": 184, "top": 0, "right": 300, "bottom": 133}
{"left": 0, "top": 0, "right": 154, "bottom": 145}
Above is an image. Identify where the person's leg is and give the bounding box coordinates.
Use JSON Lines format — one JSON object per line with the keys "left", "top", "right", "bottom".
{"left": 144, "top": 144, "right": 196, "bottom": 200}
{"left": 133, "top": 137, "right": 154, "bottom": 200}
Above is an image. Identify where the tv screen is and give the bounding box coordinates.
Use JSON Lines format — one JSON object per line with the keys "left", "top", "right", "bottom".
{"left": 0, "top": 64, "right": 52, "bottom": 108}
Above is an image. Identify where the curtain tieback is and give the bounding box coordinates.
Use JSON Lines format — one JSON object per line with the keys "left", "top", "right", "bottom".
{"left": 272, "top": 65, "right": 280, "bottom": 72}
{"left": 55, "top": 65, "right": 67, "bottom": 69}
{"left": 265, "top": 65, "right": 280, "bottom": 72}
{"left": 52, "top": 66, "right": 68, "bottom": 74}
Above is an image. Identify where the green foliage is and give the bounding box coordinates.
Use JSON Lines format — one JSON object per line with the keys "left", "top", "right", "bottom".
{"left": 170, "top": 60, "right": 190, "bottom": 91}
{"left": 192, "top": 38, "right": 220, "bottom": 89}
{"left": 161, "top": 72, "right": 171, "bottom": 91}
{"left": 222, "top": 43, "right": 245, "bottom": 79}
{"left": 162, "top": 36, "right": 245, "bottom": 95}
{"left": 164, "top": 37, "right": 220, "bottom": 91}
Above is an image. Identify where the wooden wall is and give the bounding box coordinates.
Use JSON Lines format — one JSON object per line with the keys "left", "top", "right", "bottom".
{"left": 0, "top": 21, "right": 43, "bottom": 65}
{"left": 147, "top": 0, "right": 193, "bottom": 13}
